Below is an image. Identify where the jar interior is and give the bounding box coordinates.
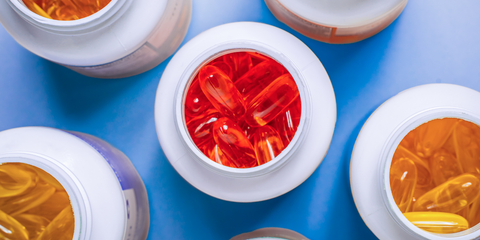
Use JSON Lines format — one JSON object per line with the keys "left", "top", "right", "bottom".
{"left": 182, "top": 50, "right": 302, "bottom": 169}
{"left": 389, "top": 117, "right": 480, "bottom": 234}
{"left": 18, "top": 0, "right": 112, "bottom": 20}
{"left": 0, "top": 162, "right": 75, "bottom": 239}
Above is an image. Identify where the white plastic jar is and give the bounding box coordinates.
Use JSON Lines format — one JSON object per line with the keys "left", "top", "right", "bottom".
{"left": 265, "top": 0, "right": 407, "bottom": 44}
{"left": 351, "top": 84, "right": 480, "bottom": 239}
{"left": 0, "top": 0, "right": 191, "bottom": 78}
{"left": 0, "top": 127, "right": 150, "bottom": 240}
{"left": 231, "top": 228, "right": 309, "bottom": 240}
{"left": 155, "top": 22, "right": 336, "bottom": 202}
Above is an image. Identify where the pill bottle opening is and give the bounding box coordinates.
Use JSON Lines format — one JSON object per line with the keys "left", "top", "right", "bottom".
{"left": 180, "top": 48, "right": 306, "bottom": 175}
{"left": 382, "top": 110, "right": 480, "bottom": 238}
{"left": 0, "top": 155, "right": 86, "bottom": 240}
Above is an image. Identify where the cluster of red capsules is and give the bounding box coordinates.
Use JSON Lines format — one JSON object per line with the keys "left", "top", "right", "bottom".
{"left": 184, "top": 51, "right": 301, "bottom": 168}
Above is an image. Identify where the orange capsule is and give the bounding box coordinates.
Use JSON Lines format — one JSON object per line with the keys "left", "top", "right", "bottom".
{"left": 223, "top": 52, "right": 253, "bottom": 81}
{"left": 212, "top": 117, "right": 257, "bottom": 168}
{"left": 14, "top": 214, "right": 51, "bottom": 239}
{"left": 0, "top": 182, "right": 56, "bottom": 216}
{"left": 0, "top": 209, "right": 28, "bottom": 240}
{"left": 399, "top": 129, "right": 417, "bottom": 150}
{"left": 209, "top": 144, "right": 237, "bottom": 168}
{"left": 467, "top": 198, "right": 480, "bottom": 227}
{"left": 208, "top": 61, "right": 233, "bottom": 80}
{"left": 411, "top": 186, "right": 429, "bottom": 207}
{"left": 273, "top": 97, "right": 301, "bottom": 146}
{"left": 253, "top": 125, "right": 285, "bottom": 165}
{"left": 392, "top": 145, "right": 431, "bottom": 188}
{"left": 390, "top": 158, "right": 417, "bottom": 212}
{"left": 414, "top": 118, "right": 458, "bottom": 158}
{"left": 185, "top": 77, "right": 213, "bottom": 119}
{"left": 23, "top": 0, "right": 111, "bottom": 20}
{"left": 198, "top": 65, "right": 246, "bottom": 120}
{"left": 186, "top": 108, "right": 220, "bottom": 147}
{"left": 36, "top": 205, "right": 75, "bottom": 240}
{"left": 244, "top": 74, "right": 299, "bottom": 127}
{"left": 430, "top": 149, "right": 463, "bottom": 186}
{"left": 0, "top": 164, "right": 36, "bottom": 198}
{"left": 25, "top": 191, "right": 71, "bottom": 221}
{"left": 453, "top": 121, "right": 480, "bottom": 175}
{"left": 413, "top": 173, "right": 480, "bottom": 213}
{"left": 234, "top": 60, "right": 286, "bottom": 104}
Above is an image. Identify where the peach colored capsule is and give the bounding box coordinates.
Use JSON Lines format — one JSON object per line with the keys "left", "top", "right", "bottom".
{"left": 245, "top": 74, "right": 299, "bottom": 127}
{"left": 253, "top": 125, "right": 285, "bottom": 165}
{"left": 390, "top": 158, "right": 417, "bottom": 213}
{"left": 199, "top": 65, "right": 246, "bottom": 120}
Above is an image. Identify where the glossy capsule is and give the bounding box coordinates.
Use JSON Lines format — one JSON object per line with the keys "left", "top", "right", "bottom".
{"left": 392, "top": 145, "right": 431, "bottom": 188}
{"left": 0, "top": 164, "right": 36, "bottom": 198}
{"left": 239, "top": 120, "right": 256, "bottom": 142}
{"left": 23, "top": 0, "right": 111, "bottom": 20}
{"left": 245, "top": 74, "right": 299, "bottom": 127}
{"left": 26, "top": 191, "right": 71, "bottom": 221}
{"left": 198, "top": 65, "right": 246, "bottom": 120}
{"left": 234, "top": 60, "right": 286, "bottom": 104}
{"left": 404, "top": 212, "right": 469, "bottom": 233}
{"left": 0, "top": 209, "right": 28, "bottom": 240}
{"left": 15, "top": 214, "right": 51, "bottom": 239}
{"left": 0, "top": 182, "right": 56, "bottom": 216}
{"left": 399, "top": 129, "right": 417, "bottom": 149}
{"left": 413, "top": 173, "right": 480, "bottom": 213}
{"left": 223, "top": 52, "right": 253, "bottom": 81}
{"left": 248, "top": 52, "right": 270, "bottom": 66}
{"left": 273, "top": 97, "right": 301, "bottom": 146}
{"left": 186, "top": 108, "right": 220, "bottom": 146}
{"left": 212, "top": 117, "right": 257, "bottom": 168}
{"left": 453, "top": 121, "right": 480, "bottom": 175}
{"left": 390, "top": 158, "right": 417, "bottom": 212}
{"left": 414, "top": 118, "right": 458, "bottom": 158}
{"left": 209, "top": 61, "right": 234, "bottom": 80}
{"left": 37, "top": 205, "right": 75, "bottom": 240}
{"left": 467, "top": 198, "right": 480, "bottom": 227}
{"left": 253, "top": 125, "right": 285, "bottom": 165}
{"left": 209, "top": 144, "right": 237, "bottom": 168}
{"left": 185, "top": 77, "right": 213, "bottom": 120}
{"left": 430, "top": 149, "right": 463, "bottom": 186}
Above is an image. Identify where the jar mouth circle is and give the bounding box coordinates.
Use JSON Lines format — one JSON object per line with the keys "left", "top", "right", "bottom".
{"left": 175, "top": 44, "right": 311, "bottom": 178}
{"left": 0, "top": 154, "right": 88, "bottom": 240}
{"left": 381, "top": 108, "right": 480, "bottom": 238}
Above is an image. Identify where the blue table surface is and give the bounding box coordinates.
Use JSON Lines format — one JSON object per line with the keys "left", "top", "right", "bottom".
{"left": 1, "top": 0, "right": 480, "bottom": 239}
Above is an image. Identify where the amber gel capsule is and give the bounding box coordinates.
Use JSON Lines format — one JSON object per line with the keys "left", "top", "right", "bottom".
{"left": 413, "top": 173, "right": 480, "bottom": 213}
{"left": 0, "top": 209, "right": 29, "bottom": 240}
{"left": 1, "top": 182, "right": 56, "bottom": 216}
{"left": 212, "top": 117, "right": 257, "bottom": 168}
{"left": 253, "top": 125, "right": 285, "bottom": 165}
{"left": 0, "top": 164, "right": 35, "bottom": 198}
{"left": 453, "top": 121, "right": 480, "bottom": 175}
{"left": 245, "top": 74, "right": 299, "bottom": 127}
{"left": 390, "top": 158, "right": 417, "bottom": 212}
{"left": 23, "top": 0, "right": 111, "bottom": 21}
{"left": 430, "top": 149, "right": 463, "bottom": 186}
{"left": 37, "top": 205, "right": 75, "bottom": 240}
{"left": 414, "top": 118, "right": 458, "bottom": 158}
{"left": 199, "top": 65, "right": 246, "bottom": 120}
{"left": 392, "top": 145, "right": 431, "bottom": 188}
{"left": 404, "top": 212, "right": 469, "bottom": 233}
{"left": 15, "top": 214, "right": 51, "bottom": 239}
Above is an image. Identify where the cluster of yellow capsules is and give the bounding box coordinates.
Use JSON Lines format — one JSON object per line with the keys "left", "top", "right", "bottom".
{"left": 390, "top": 118, "right": 480, "bottom": 234}
{"left": 0, "top": 163, "right": 74, "bottom": 240}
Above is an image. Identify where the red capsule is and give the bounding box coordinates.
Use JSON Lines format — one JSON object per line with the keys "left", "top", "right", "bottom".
{"left": 185, "top": 77, "right": 213, "bottom": 119}
{"left": 253, "top": 125, "right": 285, "bottom": 165}
{"left": 223, "top": 52, "right": 253, "bottom": 81}
{"left": 248, "top": 52, "right": 270, "bottom": 66}
{"left": 239, "top": 120, "right": 256, "bottom": 143}
{"left": 245, "top": 74, "right": 299, "bottom": 127}
{"left": 235, "top": 60, "right": 286, "bottom": 104}
{"left": 198, "top": 65, "right": 246, "bottom": 120}
{"left": 208, "top": 61, "right": 233, "bottom": 80}
{"left": 212, "top": 117, "right": 257, "bottom": 168}
{"left": 209, "top": 144, "right": 237, "bottom": 168}
{"left": 186, "top": 109, "right": 220, "bottom": 146}
{"left": 273, "top": 97, "right": 301, "bottom": 146}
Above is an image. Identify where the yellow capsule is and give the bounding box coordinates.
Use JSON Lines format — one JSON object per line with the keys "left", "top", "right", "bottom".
{"left": 393, "top": 145, "right": 431, "bottom": 188}
{"left": 0, "top": 164, "right": 36, "bottom": 198}
{"left": 453, "top": 121, "right": 480, "bottom": 175}
{"left": 14, "top": 214, "right": 51, "bottom": 239}
{"left": 413, "top": 174, "right": 480, "bottom": 213}
{"left": 37, "top": 205, "right": 75, "bottom": 240}
{"left": 0, "top": 181, "right": 56, "bottom": 216}
{"left": 390, "top": 158, "right": 417, "bottom": 212}
{"left": 404, "top": 212, "right": 469, "bottom": 233}
{"left": 414, "top": 118, "right": 458, "bottom": 158}
{"left": 25, "top": 191, "right": 71, "bottom": 221}
{"left": 430, "top": 149, "right": 463, "bottom": 186}
{"left": 0, "top": 209, "right": 29, "bottom": 240}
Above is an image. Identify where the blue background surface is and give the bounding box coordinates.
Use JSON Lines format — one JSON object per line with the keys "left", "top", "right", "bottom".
{"left": 1, "top": 0, "right": 480, "bottom": 239}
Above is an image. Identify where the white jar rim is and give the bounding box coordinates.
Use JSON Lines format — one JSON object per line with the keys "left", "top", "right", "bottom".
{"left": 351, "top": 84, "right": 480, "bottom": 240}
{"left": 155, "top": 22, "right": 336, "bottom": 202}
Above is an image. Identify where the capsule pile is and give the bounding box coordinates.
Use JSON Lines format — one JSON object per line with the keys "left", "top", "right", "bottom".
{"left": 22, "top": 0, "right": 111, "bottom": 20}
{"left": 0, "top": 163, "right": 74, "bottom": 240}
{"left": 390, "top": 118, "right": 480, "bottom": 233}
{"left": 185, "top": 52, "right": 301, "bottom": 168}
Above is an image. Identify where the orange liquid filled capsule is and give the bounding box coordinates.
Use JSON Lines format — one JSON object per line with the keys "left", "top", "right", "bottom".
{"left": 430, "top": 149, "right": 463, "bottom": 186}
{"left": 186, "top": 108, "right": 220, "bottom": 146}
{"left": 15, "top": 214, "right": 51, "bottom": 239}
{"left": 223, "top": 52, "right": 253, "bottom": 81}
{"left": 23, "top": 0, "right": 111, "bottom": 20}
{"left": 1, "top": 182, "right": 56, "bottom": 216}
{"left": 273, "top": 97, "right": 301, "bottom": 146}
{"left": 198, "top": 65, "right": 246, "bottom": 120}
{"left": 404, "top": 212, "right": 469, "bottom": 233}
{"left": 36, "top": 206, "right": 75, "bottom": 240}
{"left": 245, "top": 74, "right": 299, "bottom": 127}
{"left": 414, "top": 118, "right": 458, "bottom": 158}
{"left": 413, "top": 173, "right": 480, "bottom": 213}
{"left": 453, "top": 121, "right": 480, "bottom": 175}
{"left": 0, "top": 209, "right": 29, "bottom": 240}
{"left": 0, "top": 164, "right": 35, "bottom": 198}
{"left": 390, "top": 158, "right": 417, "bottom": 212}
{"left": 185, "top": 77, "right": 213, "bottom": 120}
{"left": 253, "top": 125, "right": 285, "bottom": 165}
{"left": 26, "top": 191, "right": 71, "bottom": 221}
{"left": 467, "top": 198, "right": 480, "bottom": 227}
{"left": 392, "top": 145, "right": 431, "bottom": 188}
{"left": 212, "top": 117, "right": 257, "bottom": 168}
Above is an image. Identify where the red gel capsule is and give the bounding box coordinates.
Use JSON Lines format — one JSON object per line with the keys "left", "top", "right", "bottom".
{"left": 212, "top": 117, "right": 257, "bottom": 168}
{"left": 185, "top": 77, "right": 213, "bottom": 119}
{"left": 208, "top": 61, "right": 233, "bottom": 80}
{"left": 198, "top": 65, "right": 246, "bottom": 120}
{"left": 274, "top": 97, "right": 301, "bottom": 146}
{"left": 245, "top": 74, "right": 299, "bottom": 127}
{"left": 253, "top": 125, "right": 285, "bottom": 165}
{"left": 239, "top": 121, "right": 256, "bottom": 143}
{"left": 223, "top": 52, "right": 253, "bottom": 81}
{"left": 248, "top": 52, "right": 270, "bottom": 66}
{"left": 186, "top": 109, "right": 220, "bottom": 146}
{"left": 209, "top": 144, "right": 237, "bottom": 168}
{"left": 235, "top": 60, "right": 286, "bottom": 104}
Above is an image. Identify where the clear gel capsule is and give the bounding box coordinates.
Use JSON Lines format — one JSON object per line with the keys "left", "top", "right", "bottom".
{"left": 430, "top": 149, "right": 463, "bottom": 186}
{"left": 404, "top": 212, "right": 469, "bottom": 233}
{"left": 414, "top": 118, "right": 458, "bottom": 158}
{"left": 390, "top": 158, "right": 417, "bottom": 212}
{"left": 0, "top": 209, "right": 28, "bottom": 240}
{"left": 253, "top": 125, "right": 285, "bottom": 165}
{"left": 413, "top": 173, "right": 480, "bottom": 213}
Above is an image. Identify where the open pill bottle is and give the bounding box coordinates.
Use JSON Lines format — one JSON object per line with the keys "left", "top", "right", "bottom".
{"left": 230, "top": 228, "right": 309, "bottom": 240}
{"left": 265, "top": 0, "right": 407, "bottom": 44}
{"left": 350, "top": 84, "right": 480, "bottom": 239}
{"left": 0, "top": 127, "right": 149, "bottom": 240}
{"left": 155, "top": 22, "right": 336, "bottom": 202}
{"left": 0, "top": 0, "right": 191, "bottom": 78}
